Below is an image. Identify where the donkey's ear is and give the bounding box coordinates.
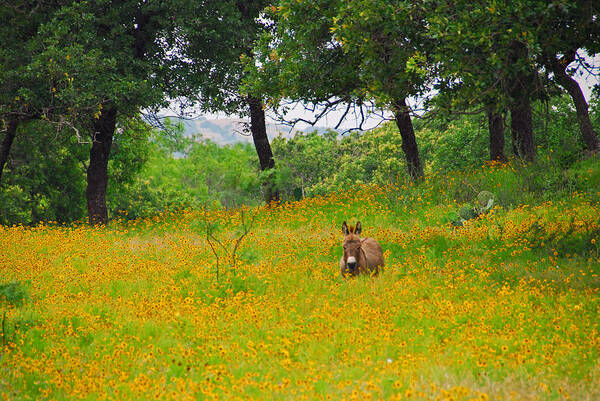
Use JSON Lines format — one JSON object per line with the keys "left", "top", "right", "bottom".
{"left": 355, "top": 221, "right": 362, "bottom": 235}
{"left": 342, "top": 221, "right": 349, "bottom": 235}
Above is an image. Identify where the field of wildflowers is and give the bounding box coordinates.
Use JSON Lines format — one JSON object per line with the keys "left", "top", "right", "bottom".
{"left": 1, "top": 160, "right": 599, "bottom": 401}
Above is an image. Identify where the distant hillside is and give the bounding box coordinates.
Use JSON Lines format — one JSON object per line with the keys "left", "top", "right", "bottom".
{"left": 167, "top": 116, "right": 340, "bottom": 145}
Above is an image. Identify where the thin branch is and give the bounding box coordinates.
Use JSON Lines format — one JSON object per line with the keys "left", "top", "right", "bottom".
{"left": 46, "top": 117, "right": 91, "bottom": 144}
{"left": 231, "top": 207, "right": 259, "bottom": 268}
{"left": 335, "top": 102, "right": 352, "bottom": 129}
{"left": 2, "top": 311, "right": 6, "bottom": 347}
{"left": 275, "top": 97, "right": 348, "bottom": 128}
{"left": 208, "top": 232, "right": 229, "bottom": 255}
{"left": 203, "top": 207, "right": 222, "bottom": 281}
{"left": 572, "top": 53, "right": 600, "bottom": 78}
{"left": 358, "top": 102, "right": 366, "bottom": 131}
{"left": 267, "top": 97, "right": 393, "bottom": 135}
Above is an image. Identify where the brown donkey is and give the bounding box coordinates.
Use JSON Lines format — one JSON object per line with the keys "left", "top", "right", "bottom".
{"left": 339, "top": 221, "right": 384, "bottom": 277}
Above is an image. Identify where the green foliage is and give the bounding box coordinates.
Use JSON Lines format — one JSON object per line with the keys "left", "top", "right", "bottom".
{"left": 271, "top": 130, "right": 340, "bottom": 198}
{"left": 423, "top": 0, "right": 600, "bottom": 157}
{"left": 0, "top": 1, "right": 58, "bottom": 120}
{"left": 0, "top": 117, "right": 155, "bottom": 225}
{"left": 2, "top": 0, "right": 596, "bottom": 229}
{"left": 245, "top": 0, "right": 432, "bottom": 184}
{"left": 417, "top": 113, "right": 490, "bottom": 172}
{"left": 531, "top": 95, "right": 588, "bottom": 168}
{"left": 272, "top": 125, "right": 410, "bottom": 200}
{"left": 0, "top": 185, "right": 32, "bottom": 225}
{"left": 268, "top": 92, "right": 598, "bottom": 202}
{"left": 0, "top": 120, "right": 87, "bottom": 225}
{"left": 108, "top": 118, "right": 154, "bottom": 189}
{"left": 111, "top": 135, "right": 262, "bottom": 219}
{"left": 245, "top": 0, "right": 361, "bottom": 107}
{"left": 30, "top": 1, "right": 200, "bottom": 119}
{"left": 330, "top": 0, "right": 432, "bottom": 105}
{"left": 0, "top": 281, "right": 28, "bottom": 308}
{"left": 187, "top": 139, "right": 261, "bottom": 208}
{"left": 416, "top": 93, "right": 597, "bottom": 172}
{"left": 1, "top": 0, "right": 230, "bottom": 225}
{"left": 181, "top": 1, "right": 270, "bottom": 115}
{"left": 1, "top": 91, "right": 596, "bottom": 225}
{"left": 425, "top": 0, "right": 548, "bottom": 108}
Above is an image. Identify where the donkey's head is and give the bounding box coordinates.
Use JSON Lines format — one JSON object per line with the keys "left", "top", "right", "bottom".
{"left": 342, "top": 221, "right": 362, "bottom": 274}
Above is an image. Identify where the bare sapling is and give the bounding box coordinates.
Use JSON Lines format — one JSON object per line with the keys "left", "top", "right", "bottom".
{"left": 203, "top": 206, "right": 259, "bottom": 281}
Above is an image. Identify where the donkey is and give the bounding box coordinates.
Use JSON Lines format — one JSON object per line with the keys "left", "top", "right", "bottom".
{"left": 339, "top": 221, "right": 384, "bottom": 277}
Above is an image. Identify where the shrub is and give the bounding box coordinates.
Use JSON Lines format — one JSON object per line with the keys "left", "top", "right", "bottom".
{"left": 0, "top": 281, "right": 29, "bottom": 308}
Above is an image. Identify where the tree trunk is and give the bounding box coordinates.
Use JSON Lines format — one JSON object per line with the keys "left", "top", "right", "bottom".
{"left": 0, "top": 119, "right": 18, "bottom": 183}
{"left": 86, "top": 106, "right": 117, "bottom": 225}
{"left": 510, "top": 100, "right": 535, "bottom": 161}
{"left": 248, "top": 96, "right": 279, "bottom": 203}
{"left": 392, "top": 98, "right": 423, "bottom": 180}
{"left": 550, "top": 51, "right": 600, "bottom": 153}
{"left": 506, "top": 41, "right": 535, "bottom": 162}
{"left": 487, "top": 109, "right": 506, "bottom": 162}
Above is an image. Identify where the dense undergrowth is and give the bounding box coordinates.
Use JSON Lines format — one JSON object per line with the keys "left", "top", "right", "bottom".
{"left": 1, "top": 157, "right": 599, "bottom": 400}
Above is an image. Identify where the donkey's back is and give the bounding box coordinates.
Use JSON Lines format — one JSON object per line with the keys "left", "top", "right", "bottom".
{"left": 360, "top": 237, "right": 384, "bottom": 273}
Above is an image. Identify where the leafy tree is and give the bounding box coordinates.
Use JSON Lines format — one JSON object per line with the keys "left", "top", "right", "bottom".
{"left": 0, "top": 1, "right": 61, "bottom": 182}
{"left": 28, "top": 0, "right": 213, "bottom": 224}
{"left": 0, "top": 120, "right": 87, "bottom": 225}
{"left": 271, "top": 93, "right": 596, "bottom": 198}
{"left": 424, "top": 0, "right": 552, "bottom": 162}
{"left": 334, "top": 0, "right": 433, "bottom": 179}
{"left": 0, "top": 116, "right": 155, "bottom": 225}
{"left": 179, "top": 0, "right": 279, "bottom": 202}
{"left": 426, "top": 0, "right": 600, "bottom": 161}
{"left": 538, "top": 0, "right": 600, "bottom": 152}
{"left": 3, "top": 0, "right": 279, "bottom": 224}
{"left": 248, "top": 0, "right": 432, "bottom": 180}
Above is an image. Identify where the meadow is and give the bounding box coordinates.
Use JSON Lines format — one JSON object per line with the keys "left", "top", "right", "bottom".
{"left": 1, "top": 159, "right": 599, "bottom": 401}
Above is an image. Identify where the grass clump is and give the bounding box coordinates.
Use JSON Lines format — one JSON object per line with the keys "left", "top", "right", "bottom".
{"left": 0, "top": 281, "right": 29, "bottom": 308}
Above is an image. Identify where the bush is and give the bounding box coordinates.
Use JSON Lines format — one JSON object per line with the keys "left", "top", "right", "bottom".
{"left": 110, "top": 135, "right": 263, "bottom": 219}
{"left": 0, "top": 281, "right": 29, "bottom": 308}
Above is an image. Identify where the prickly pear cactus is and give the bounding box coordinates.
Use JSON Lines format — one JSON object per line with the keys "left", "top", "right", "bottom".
{"left": 477, "top": 191, "right": 495, "bottom": 211}
{"left": 451, "top": 191, "right": 497, "bottom": 227}
{"left": 459, "top": 205, "right": 477, "bottom": 220}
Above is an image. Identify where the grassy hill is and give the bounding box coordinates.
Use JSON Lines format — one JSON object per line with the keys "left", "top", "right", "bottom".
{"left": 1, "top": 158, "right": 599, "bottom": 400}
{"left": 172, "top": 116, "right": 338, "bottom": 145}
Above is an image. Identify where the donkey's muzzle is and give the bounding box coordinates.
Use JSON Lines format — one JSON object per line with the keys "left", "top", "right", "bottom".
{"left": 347, "top": 256, "right": 357, "bottom": 271}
